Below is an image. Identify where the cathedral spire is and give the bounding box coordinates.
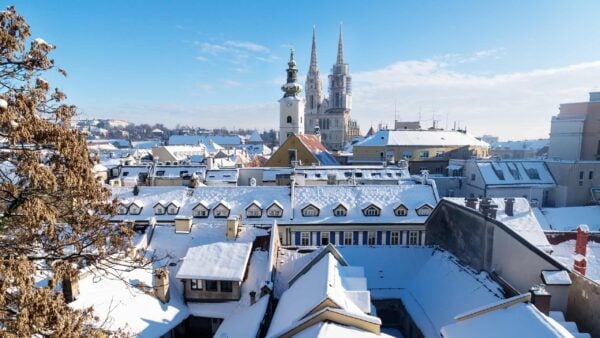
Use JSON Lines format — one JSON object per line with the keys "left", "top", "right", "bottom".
{"left": 309, "top": 26, "right": 318, "bottom": 72}
{"left": 336, "top": 23, "right": 344, "bottom": 65}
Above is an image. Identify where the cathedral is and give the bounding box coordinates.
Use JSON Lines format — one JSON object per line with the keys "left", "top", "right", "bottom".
{"left": 279, "top": 25, "right": 360, "bottom": 150}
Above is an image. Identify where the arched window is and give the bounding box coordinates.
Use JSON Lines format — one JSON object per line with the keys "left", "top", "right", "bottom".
{"left": 287, "top": 116, "right": 292, "bottom": 123}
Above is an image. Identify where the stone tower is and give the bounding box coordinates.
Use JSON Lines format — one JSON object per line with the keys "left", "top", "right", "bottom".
{"left": 328, "top": 24, "right": 352, "bottom": 112}
{"left": 304, "top": 26, "right": 324, "bottom": 116}
{"left": 279, "top": 49, "right": 305, "bottom": 146}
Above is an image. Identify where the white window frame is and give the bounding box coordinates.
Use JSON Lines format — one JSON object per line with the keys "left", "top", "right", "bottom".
{"left": 190, "top": 279, "right": 203, "bottom": 290}
{"left": 344, "top": 232, "right": 353, "bottom": 245}
{"left": 419, "top": 150, "right": 429, "bottom": 158}
{"left": 300, "top": 232, "right": 310, "bottom": 246}
{"left": 302, "top": 205, "right": 319, "bottom": 217}
{"left": 409, "top": 231, "right": 419, "bottom": 245}
{"left": 267, "top": 206, "right": 282, "bottom": 217}
{"left": 333, "top": 205, "right": 347, "bottom": 216}
{"left": 363, "top": 206, "right": 380, "bottom": 216}
{"left": 367, "top": 231, "right": 376, "bottom": 245}
{"left": 391, "top": 231, "right": 400, "bottom": 245}
{"left": 320, "top": 232, "right": 329, "bottom": 245}
{"left": 395, "top": 206, "right": 407, "bottom": 216}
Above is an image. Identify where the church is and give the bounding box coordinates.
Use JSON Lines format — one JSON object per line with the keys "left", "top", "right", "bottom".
{"left": 279, "top": 25, "right": 361, "bottom": 151}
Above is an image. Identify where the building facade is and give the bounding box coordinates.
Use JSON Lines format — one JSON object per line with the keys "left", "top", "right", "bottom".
{"left": 303, "top": 26, "right": 360, "bottom": 151}
{"left": 548, "top": 92, "right": 600, "bottom": 161}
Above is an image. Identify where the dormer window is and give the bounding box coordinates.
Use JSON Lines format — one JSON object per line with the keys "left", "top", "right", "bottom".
{"left": 416, "top": 204, "right": 434, "bottom": 216}
{"left": 245, "top": 201, "right": 263, "bottom": 218}
{"left": 333, "top": 204, "right": 347, "bottom": 217}
{"left": 153, "top": 201, "right": 166, "bottom": 215}
{"left": 362, "top": 204, "right": 381, "bottom": 217}
{"left": 117, "top": 203, "right": 129, "bottom": 215}
{"left": 302, "top": 204, "right": 320, "bottom": 217}
{"left": 394, "top": 204, "right": 408, "bottom": 216}
{"left": 192, "top": 202, "right": 209, "bottom": 218}
{"left": 213, "top": 202, "right": 231, "bottom": 218}
{"left": 167, "top": 201, "right": 181, "bottom": 215}
{"left": 267, "top": 202, "right": 283, "bottom": 218}
{"left": 129, "top": 201, "right": 143, "bottom": 215}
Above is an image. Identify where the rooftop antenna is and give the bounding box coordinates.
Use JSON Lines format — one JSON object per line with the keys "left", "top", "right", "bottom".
{"left": 394, "top": 99, "right": 398, "bottom": 123}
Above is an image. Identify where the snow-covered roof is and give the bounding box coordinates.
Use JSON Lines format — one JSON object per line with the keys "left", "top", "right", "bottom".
{"left": 205, "top": 168, "right": 238, "bottom": 182}
{"left": 294, "top": 322, "right": 395, "bottom": 338}
{"left": 168, "top": 134, "right": 242, "bottom": 146}
{"left": 551, "top": 240, "right": 600, "bottom": 282}
{"left": 110, "top": 186, "right": 292, "bottom": 224}
{"left": 296, "top": 166, "right": 410, "bottom": 181}
{"left": 247, "top": 130, "right": 264, "bottom": 143}
{"left": 445, "top": 197, "right": 553, "bottom": 252}
{"left": 355, "top": 129, "right": 489, "bottom": 148}
{"left": 295, "top": 134, "right": 339, "bottom": 165}
{"left": 535, "top": 206, "right": 600, "bottom": 231}
{"left": 267, "top": 252, "right": 376, "bottom": 338}
{"left": 476, "top": 160, "right": 555, "bottom": 187}
{"left": 291, "top": 183, "right": 437, "bottom": 224}
{"left": 176, "top": 242, "right": 253, "bottom": 281}
{"left": 441, "top": 301, "right": 574, "bottom": 338}
{"left": 491, "top": 138, "right": 549, "bottom": 151}
{"left": 335, "top": 246, "right": 504, "bottom": 338}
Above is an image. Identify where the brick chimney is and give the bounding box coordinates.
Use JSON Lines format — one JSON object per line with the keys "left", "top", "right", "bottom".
{"left": 154, "top": 267, "right": 170, "bottom": 303}
{"left": 227, "top": 216, "right": 240, "bottom": 240}
{"left": 465, "top": 197, "right": 478, "bottom": 209}
{"left": 62, "top": 274, "right": 80, "bottom": 303}
{"left": 504, "top": 198, "right": 515, "bottom": 216}
{"left": 574, "top": 224, "right": 589, "bottom": 275}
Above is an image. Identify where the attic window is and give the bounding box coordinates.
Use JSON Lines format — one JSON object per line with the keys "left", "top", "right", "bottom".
{"left": 333, "top": 204, "right": 347, "bottom": 216}
{"left": 394, "top": 205, "right": 408, "bottom": 216}
{"left": 355, "top": 172, "right": 363, "bottom": 178}
{"left": 416, "top": 205, "right": 433, "bottom": 216}
{"left": 122, "top": 172, "right": 129, "bottom": 176}
{"left": 179, "top": 170, "right": 188, "bottom": 177}
{"left": 362, "top": 205, "right": 381, "bottom": 217}
{"left": 344, "top": 172, "right": 352, "bottom": 178}
{"left": 155, "top": 170, "right": 165, "bottom": 177}
{"left": 302, "top": 205, "right": 319, "bottom": 217}
{"left": 315, "top": 173, "right": 321, "bottom": 178}
{"left": 525, "top": 168, "right": 540, "bottom": 180}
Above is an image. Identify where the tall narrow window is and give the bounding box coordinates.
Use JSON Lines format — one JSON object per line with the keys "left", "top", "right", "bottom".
{"left": 367, "top": 232, "right": 376, "bottom": 245}
{"left": 390, "top": 231, "right": 400, "bottom": 245}
{"left": 287, "top": 116, "right": 292, "bottom": 124}
{"left": 300, "top": 232, "right": 310, "bottom": 246}
{"left": 409, "top": 231, "right": 419, "bottom": 245}
{"left": 344, "top": 232, "right": 353, "bottom": 245}
{"left": 321, "top": 232, "right": 329, "bottom": 245}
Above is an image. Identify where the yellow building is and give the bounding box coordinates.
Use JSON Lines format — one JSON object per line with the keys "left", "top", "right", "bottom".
{"left": 265, "top": 134, "right": 338, "bottom": 167}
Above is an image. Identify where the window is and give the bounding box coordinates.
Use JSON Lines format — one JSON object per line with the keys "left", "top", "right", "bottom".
{"left": 179, "top": 170, "right": 188, "bottom": 177}
{"left": 390, "top": 231, "right": 400, "bottom": 245}
{"left": 300, "top": 232, "right": 310, "bottom": 246}
{"left": 214, "top": 204, "right": 230, "bottom": 218}
{"left": 155, "top": 206, "right": 165, "bottom": 215}
{"left": 167, "top": 206, "right": 179, "bottom": 215}
{"left": 416, "top": 205, "right": 433, "bottom": 216}
{"left": 220, "top": 281, "right": 233, "bottom": 293}
{"left": 193, "top": 207, "right": 208, "bottom": 218}
{"left": 267, "top": 205, "right": 283, "bottom": 217}
{"left": 205, "top": 280, "right": 218, "bottom": 291}
{"left": 302, "top": 205, "right": 319, "bottom": 217}
{"left": 246, "top": 204, "right": 262, "bottom": 218}
{"left": 402, "top": 150, "right": 413, "bottom": 159}
{"left": 579, "top": 171, "right": 584, "bottom": 180}
{"left": 155, "top": 170, "right": 165, "bottom": 177}
{"left": 118, "top": 205, "right": 128, "bottom": 215}
{"left": 191, "top": 279, "right": 202, "bottom": 290}
{"left": 435, "top": 150, "right": 444, "bottom": 158}
{"left": 321, "top": 232, "right": 329, "bottom": 245}
{"left": 419, "top": 151, "right": 429, "bottom": 158}
{"left": 122, "top": 171, "right": 129, "bottom": 177}
{"left": 344, "top": 232, "right": 353, "bottom": 245}
{"left": 333, "top": 205, "right": 347, "bottom": 216}
{"left": 367, "top": 232, "right": 376, "bottom": 245}
{"left": 471, "top": 174, "right": 476, "bottom": 181}
{"left": 287, "top": 116, "right": 292, "bottom": 124}
{"left": 409, "top": 231, "right": 419, "bottom": 245}
{"left": 590, "top": 171, "right": 594, "bottom": 180}
{"left": 363, "top": 205, "right": 381, "bottom": 216}
{"left": 395, "top": 206, "right": 408, "bottom": 216}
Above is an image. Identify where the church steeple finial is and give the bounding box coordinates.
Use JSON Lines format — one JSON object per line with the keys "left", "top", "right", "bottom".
{"left": 310, "top": 26, "right": 318, "bottom": 71}
{"left": 336, "top": 22, "right": 344, "bottom": 65}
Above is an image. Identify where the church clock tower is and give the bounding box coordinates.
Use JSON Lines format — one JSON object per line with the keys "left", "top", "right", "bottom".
{"left": 279, "top": 49, "right": 305, "bottom": 145}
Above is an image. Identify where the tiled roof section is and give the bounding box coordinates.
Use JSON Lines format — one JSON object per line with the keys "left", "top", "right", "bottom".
{"left": 297, "top": 134, "right": 339, "bottom": 165}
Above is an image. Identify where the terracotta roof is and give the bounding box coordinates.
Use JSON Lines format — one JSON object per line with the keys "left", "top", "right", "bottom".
{"left": 297, "top": 134, "right": 328, "bottom": 153}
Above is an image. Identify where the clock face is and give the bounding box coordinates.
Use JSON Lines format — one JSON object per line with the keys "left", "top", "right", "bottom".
{"left": 286, "top": 101, "right": 293, "bottom": 107}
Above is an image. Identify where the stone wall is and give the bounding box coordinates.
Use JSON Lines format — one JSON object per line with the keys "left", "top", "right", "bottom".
{"left": 566, "top": 272, "right": 600, "bottom": 337}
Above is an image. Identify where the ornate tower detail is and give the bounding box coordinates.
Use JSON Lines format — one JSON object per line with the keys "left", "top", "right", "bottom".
{"left": 279, "top": 49, "right": 305, "bottom": 145}
{"left": 305, "top": 26, "right": 324, "bottom": 117}
{"left": 328, "top": 23, "right": 352, "bottom": 111}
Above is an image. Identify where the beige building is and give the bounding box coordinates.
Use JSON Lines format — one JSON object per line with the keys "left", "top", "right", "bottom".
{"left": 545, "top": 160, "right": 600, "bottom": 207}
{"left": 265, "top": 134, "right": 338, "bottom": 167}
{"left": 548, "top": 92, "right": 600, "bottom": 161}
{"left": 351, "top": 129, "right": 489, "bottom": 174}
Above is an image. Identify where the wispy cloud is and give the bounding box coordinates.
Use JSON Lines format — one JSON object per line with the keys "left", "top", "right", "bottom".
{"left": 195, "top": 55, "right": 211, "bottom": 62}
{"left": 353, "top": 58, "right": 600, "bottom": 139}
{"left": 224, "top": 40, "right": 269, "bottom": 53}
{"left": 220, "top": 79, "right": 242, "bottom": 88}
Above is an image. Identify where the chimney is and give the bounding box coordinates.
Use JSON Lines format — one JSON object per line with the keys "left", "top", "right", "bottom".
{"left": 154, "top": 267, "right": 170, "bottom": 303}
{"left": 504, "top": 198, "right": 515, "bottom": 216}
{"left": 249, "top": 291, "right": 256, "bottom": 305}
{"left": 227, "top": 216, "right": 239, "bottom": 240}
{"left": 574, "top": 255, "right": 587, "bottom": 275}
{"left": 529, "top": 285, "right": 551, "bottom": 315}
{"left": 479, "top": 198, "right": 498, "bottom": 219}
{"left": 465, "top": 197, "right": 478, "bottom": 209}
{"left": 575, "top": 224, "right": 589, "bottom": 257}
{"left": 62, "top": 274, "right": 80, "bottom": 303}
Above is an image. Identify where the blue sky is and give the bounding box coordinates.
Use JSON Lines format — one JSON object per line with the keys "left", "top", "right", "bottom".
{"left": 13, "top": 1, "right": 600, "bottom": 139}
